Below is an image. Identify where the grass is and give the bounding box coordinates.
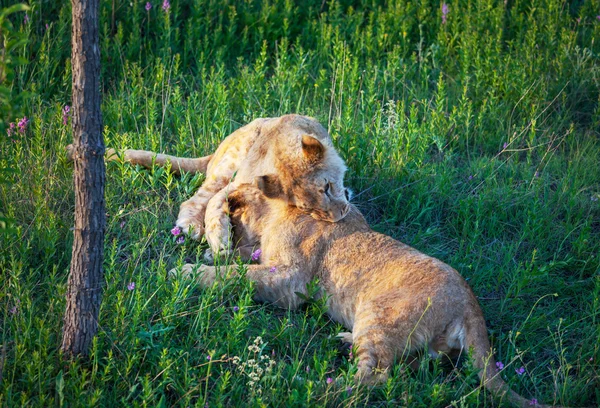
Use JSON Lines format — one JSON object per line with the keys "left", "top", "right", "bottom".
{"left": 1, "top": 0, "right": 599, "bottom": 406}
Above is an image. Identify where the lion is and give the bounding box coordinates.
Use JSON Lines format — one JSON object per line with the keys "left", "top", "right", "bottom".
{"left": 67, "top": 114, "right": 351, "bottom": 258}
{"left": 170, "top": 180, "right": 551, "bottom": 408}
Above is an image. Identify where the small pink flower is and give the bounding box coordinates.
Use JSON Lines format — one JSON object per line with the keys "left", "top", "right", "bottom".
{"left": 529, "top": 398, "right": 538, "bottom": 406}
{"left": 503, "top": 142, "right": 508, "bottom": 149}
{"left": 120, "top": 220, "right": 126, "bottom": 229}
{"left": 9, "top": 303, "right": 19, "bottom": 315}
{"left": 468, "top": 175, "right": 474, "bottom": 180}
{"left": 534, "top": 171, "right": 540, "bottom": 178}
{"left": 162, "top": 0, "right": 170, "bottom": 11}
{"left": 346, "top": 386, "right": 353, "bottom": 395}
{"left": 305, "top": 366, "right": 310, "bottom": 373}
{"left": 206, "top": 355, "right": 211, "bottom": 361}
{"left": 7, "top": 122, "right": 15, "bottom": 137}
{"left": 251, "top": 249, "right": 262, "bottom": 261}
{"left": 176, "top": 235, "right": 185, "bottom": 244}
{"left": 326, "top": 377, "right": 333, "bottom": 384}
{"left": 24, "top": 13, "right": 29, "bottom": 24}
{"left": 171, "top": 226, "right": 181, "bottom": 236}
{"left": 127, "top": 282, "right": 135, "bottom": 291}
{"left": 233, "top": 306, "right": 239, "bottom": 312}
{"left": 515, "top": 366, "right": 525, "bottom": 375}
{"left": 269, "top": 266, "right": 277, "bottom": 273}
{"left": 597, "top": 15, "right": 600, "bottom": 21}
{"left": 496, "top": 361, "right": 504, "bottom": 370}
{"left": 441, "top": 3, "right": 449, "bottom": 24}
{"left": 145, "top": 2, "right": 152, "bottom": 11}
{"left": 17, "top": 117, "right": 29, "bottom": 133}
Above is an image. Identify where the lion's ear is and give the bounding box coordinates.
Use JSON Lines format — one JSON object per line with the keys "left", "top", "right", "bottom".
{"left": 301, "top": 135, "right": 324, "bottom": 162}
{"left": 255, "top": 174, "right": 284, "bottom": 199}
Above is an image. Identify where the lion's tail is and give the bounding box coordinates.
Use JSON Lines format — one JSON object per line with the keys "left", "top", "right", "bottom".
{"left": 66, "top": 144, "right": 212, "bottom": 176}
{"left": 464, "top": 309, "right": 556, "bottom": 408}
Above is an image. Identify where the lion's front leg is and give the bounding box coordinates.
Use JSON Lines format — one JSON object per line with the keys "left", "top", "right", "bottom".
{"left": 169, "top": 263, "right": 311, "bottom": 311}
{"left": 204, "top": 185, "right": 236, "bottom": 256}
{"left": 168, "top": 263, "right": 221, "bottom": 287}
{"left": 176, "top": 177, "right": 228, "bottom": 239}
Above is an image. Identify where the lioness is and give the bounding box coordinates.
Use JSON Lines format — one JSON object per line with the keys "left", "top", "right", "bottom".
{"left": 67, "top": 114, "right": 351, "bottom": 258}
{"left": 170, "top": 180, "right": 548, "bottom": 408}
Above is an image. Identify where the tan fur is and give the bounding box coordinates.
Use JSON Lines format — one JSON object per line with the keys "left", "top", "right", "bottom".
{"left": 171, "top": 183, "right": 553, "bottom": 408}
{"left": 183, "top": 114, "right": 350, "bottom": 257}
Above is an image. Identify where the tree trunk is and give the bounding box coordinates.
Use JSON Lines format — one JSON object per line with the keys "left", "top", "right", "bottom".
{"left": 61, "top": 0, "right": 105, "bottom": 358}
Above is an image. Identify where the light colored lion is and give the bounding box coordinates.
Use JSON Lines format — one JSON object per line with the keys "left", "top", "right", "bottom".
{"left": 171, "top": 181, "right": 552, "bottom": 408}
{"left": 67, "top": 114, "right": 351, "bottom": 258}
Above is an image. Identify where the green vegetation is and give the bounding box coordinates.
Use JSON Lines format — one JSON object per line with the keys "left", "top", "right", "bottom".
{"left": 1, "top": 0, "right": 599, "bottom": 406}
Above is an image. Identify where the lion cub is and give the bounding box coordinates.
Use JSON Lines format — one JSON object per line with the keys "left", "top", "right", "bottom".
{"left": 171, "top": 180, "right": 547, "bottom": 407}
{"left": 69, "top": 115, "right": 351, "bottom": 259}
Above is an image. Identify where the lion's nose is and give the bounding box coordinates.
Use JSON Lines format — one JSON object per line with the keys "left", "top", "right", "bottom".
{"left": 327, "top": 204, "right": 350, "bottom": 222}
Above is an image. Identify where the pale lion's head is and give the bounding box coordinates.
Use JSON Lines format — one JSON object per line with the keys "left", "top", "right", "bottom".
{"left": 257, "top": 134, "right": 351, "bottom": 222}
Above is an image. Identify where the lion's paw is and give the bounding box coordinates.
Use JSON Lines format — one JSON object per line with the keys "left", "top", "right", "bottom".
{"left": 336, "top": 332, "right": 353, "bottom": 344}
{"left": 175, "top": 216, "right": 204, "bottom": 240}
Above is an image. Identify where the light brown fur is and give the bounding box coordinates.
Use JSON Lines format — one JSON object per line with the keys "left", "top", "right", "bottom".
{"left": 171, "top": 181, "right": 553, "bottom": 408}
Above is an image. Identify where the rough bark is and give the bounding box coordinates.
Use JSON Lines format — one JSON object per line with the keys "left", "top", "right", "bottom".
{"left": 61, "top": 0, "right": 105, "bottom": 358}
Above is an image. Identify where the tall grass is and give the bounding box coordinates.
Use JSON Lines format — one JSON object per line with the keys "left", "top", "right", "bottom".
{"left": 1, "top": 0, "right": 599, "bottom": 406}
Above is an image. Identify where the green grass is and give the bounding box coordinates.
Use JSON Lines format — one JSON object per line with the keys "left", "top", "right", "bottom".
{"left": 1, "top": 0, "right": 599, "bottom": 406}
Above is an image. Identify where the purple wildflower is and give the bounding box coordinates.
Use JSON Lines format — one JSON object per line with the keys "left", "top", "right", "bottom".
{"left": 176, "top": 235, "right": 185, "bottom": 244}
{"left": 306, "top": 366, "right": 310, "bottom": 373}
{"left": 171, "top": 226, "right": 181, "bottom": 236}
{"left": 534, "top": 171, "right": 540, "bottom": 178}
{"left": 45, "top": 23, "right": 49, "bottom": 30}
{"left": 206, "top": 355, "right": 211, "bottom": 361}
{"left": 503, "top": 142, "right": 508, "bottom": 149}
{"left": 120, "top": 220, "right": 126, "bottom": 229}
{"left": 24, "top": 13, "right": 29, "bottom": 24}
{"left": 145, "top": 2, "right": 152, "bottom": 11}
{"left": 9, "top": 299, "right": 21, "bottom": 315}
{"left": 326, "top": 377, "right": 333, "bottom": 384}
{"left": 62, "top": 105, "right": 71, "bottom": 125}
{"left": 7, "top": 122, "right": 15, "bottom": 137}
{"left": 233, "top": 306, "right": 239, "bottom": 312}
{"left": 496, "top": 361, "right": 504, "bottom": 370}
{"left": 346, "top": 386, "right": 353, "bottom": 395}
{"left": 529, "top": 399, "right": 538, "bottom": 406}
{"left": 17, "top": 117, "right": 29, "bottom": 133}
{"left": 269, "top": 266, "right": 277, "bottom": 273}
{"left": 515, "top": 366, "right": 525, "bottom": 375}
{"left": 251, "top": 249, "right": 262, "bottom": 262}
{"left": 597, "top": 15, "right": 600, "bottom": 21}
{"left": 127, "top": 282, "right": 135, "bottom": 291}
{"left": 441, "top": 3, "right": 449, "bottom": 24}
{"left": 468, "top": 175, "right": 474, "bottom": 181}
{"left": 162, "top": 0, "right": 170, "bottom": 11}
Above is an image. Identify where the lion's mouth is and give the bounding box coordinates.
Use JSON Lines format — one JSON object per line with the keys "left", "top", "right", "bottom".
{"left": 310, "top": 204, "right": 350, "bottom": 222}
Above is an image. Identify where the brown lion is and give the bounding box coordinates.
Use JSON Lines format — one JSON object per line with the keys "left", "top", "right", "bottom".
{"left": 170, "top": 180, "right": 554, "bottom": 408}
{"left": 67, "top": 114, "right": 351, "bottom": 259}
